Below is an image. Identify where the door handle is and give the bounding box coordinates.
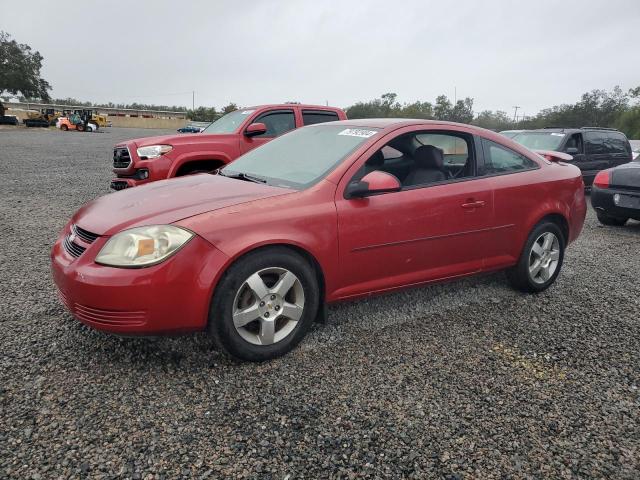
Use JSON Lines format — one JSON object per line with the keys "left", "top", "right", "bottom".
{"left": 461, "top": 200, "right": 485, "bottom": 209}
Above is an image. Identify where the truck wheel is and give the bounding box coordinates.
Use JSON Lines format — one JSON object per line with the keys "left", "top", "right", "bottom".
{"left": 208, "top": 247, "right": 320, "bottom": 362}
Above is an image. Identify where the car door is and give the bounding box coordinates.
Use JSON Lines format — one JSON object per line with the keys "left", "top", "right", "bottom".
{"left": 583, "top": 130, "right": 611, "bottom": 184}
{"left": 562, "top": 132, "right": 587, "bottom": 171}
{"left": 333, "top": 127, "right": 495, "bottom": 300}
{"left": 239, "top": 109, "right": 296, "bottom": 154}
{"left": 477, "top": 138, "right": 547, "bottom": 269}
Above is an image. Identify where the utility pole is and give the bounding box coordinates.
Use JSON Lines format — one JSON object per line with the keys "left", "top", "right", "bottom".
{"left": 512, "top": 106, "right": 520, "bottom": 123}
{"left": 192, "top": 91, "right": 195, "bottom": 110}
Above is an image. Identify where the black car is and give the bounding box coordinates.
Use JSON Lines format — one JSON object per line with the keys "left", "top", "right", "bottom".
{"left": 591, "top": 161, "right": 640, "bottom": 226}
{"left": 177, "top": 125, "right": 203, "bottom": 133}
{"left": 511, "top": 127, "right": 632, "bottom": 185}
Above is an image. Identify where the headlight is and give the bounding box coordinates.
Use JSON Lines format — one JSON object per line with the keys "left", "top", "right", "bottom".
{"left": 136, "top": 145, "right": 173, "bottom": 159}
{"left": 95, "top": 225, "right": 193, "bottom": 268}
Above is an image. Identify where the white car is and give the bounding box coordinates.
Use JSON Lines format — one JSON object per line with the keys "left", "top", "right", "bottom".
{"left": 630, "top": 140, "right": 640, "bottom": 160}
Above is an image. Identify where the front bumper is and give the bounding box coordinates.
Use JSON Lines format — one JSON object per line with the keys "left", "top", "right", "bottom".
{"left": 591, "top": 186, "right": 640, "bottom": 221}
{"left": 51, "top": 228, "right": 229, "bottom": 335}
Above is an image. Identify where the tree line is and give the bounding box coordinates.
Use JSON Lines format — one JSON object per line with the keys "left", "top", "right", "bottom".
{"left": 1, "top": 30, "right": 639, "bottom": 137}
{"left": 345, "top": 88, "right": 640, "bottom": 138}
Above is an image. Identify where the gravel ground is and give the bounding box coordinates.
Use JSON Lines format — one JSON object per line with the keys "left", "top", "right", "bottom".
{"left": 1, "top": 126, "right": 639, "bottom": 479}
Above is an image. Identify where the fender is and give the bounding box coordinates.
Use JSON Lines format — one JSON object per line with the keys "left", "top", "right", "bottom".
{"left": 168, "top": 150, "right": 235, "bottom": 178}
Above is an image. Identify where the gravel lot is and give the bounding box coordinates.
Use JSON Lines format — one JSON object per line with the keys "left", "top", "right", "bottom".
{"left": 1, "top": 126, "right": 639, "bottom": 479}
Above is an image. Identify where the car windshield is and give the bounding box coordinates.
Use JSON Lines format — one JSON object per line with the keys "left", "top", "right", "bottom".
{"left": 512, "top": 132, "right": 566, "bottom": 150}
{"left": 222, "top": 125, "right": 379, "bottom": 189}
{"left": 500, "top": 130, "right": 521, "bottom": 138}
{"left": 202, "top": 109, "right": 256, "bottom": 134}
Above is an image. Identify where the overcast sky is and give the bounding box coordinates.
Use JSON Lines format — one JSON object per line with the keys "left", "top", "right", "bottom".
{"left": 2, "top": 0, "right": 639, "bottom": 116}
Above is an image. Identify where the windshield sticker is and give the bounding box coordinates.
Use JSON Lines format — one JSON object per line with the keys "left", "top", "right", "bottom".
{"left": 240, "top": 110, "right": 255, "bottom": 115}
{"left": 550, "top": 133, "right": 565, "bottom": 137}
{"left": 338, "top": 128, "right": 377, "bottom": 138}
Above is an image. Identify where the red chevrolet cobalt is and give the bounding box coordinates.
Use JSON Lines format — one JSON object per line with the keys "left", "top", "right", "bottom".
{"left": 52, "top": 120, "right": 586, "bottom": 361}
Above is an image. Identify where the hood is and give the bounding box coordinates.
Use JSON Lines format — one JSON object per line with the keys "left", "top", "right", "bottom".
{"left": 73, "top": 174, "right": 292, "bottom": 236}
{"left": 117, "top": 133, "right": 239, "bottom": 149}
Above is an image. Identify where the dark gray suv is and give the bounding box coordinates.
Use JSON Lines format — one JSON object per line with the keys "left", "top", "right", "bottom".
{"left": 507, "top": 127, "right": 632, "bottom": 185}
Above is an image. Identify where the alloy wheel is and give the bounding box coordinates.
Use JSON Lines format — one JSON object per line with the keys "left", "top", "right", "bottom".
{"left": 232, "top": 267, "right": 305, "bottom": 346}
{"left": 528, "top": 232, "right": 560, "bottom": 284}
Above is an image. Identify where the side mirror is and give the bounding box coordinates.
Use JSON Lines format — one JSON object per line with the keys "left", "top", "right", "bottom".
{"left": 244, "top": 122, "right": 267, "bottom": 137}
{"left": 565, "top": 147, "right": 579, "bottom": 155}
{"left": 345, "top": 171, "right": 401, "bottom": 199}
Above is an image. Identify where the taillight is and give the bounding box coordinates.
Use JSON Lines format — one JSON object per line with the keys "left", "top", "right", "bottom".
{"left": 593, "top": 170, "right": 610, "bottom": 188}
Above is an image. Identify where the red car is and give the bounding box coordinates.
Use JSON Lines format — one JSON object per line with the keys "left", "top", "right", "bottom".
{"left": 110, "top": 104, "right": 346, "bottom": 190}
{"left": 52, "top": 119, "right": 586, "bottom": 361}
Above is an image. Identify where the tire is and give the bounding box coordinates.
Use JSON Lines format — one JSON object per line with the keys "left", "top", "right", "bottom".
{"left": 60, "top": 124, "right": 68, "bottom": 131}
{"left": 507, "top": 221, "right": 565, "bottom": 293}
{"left": 596, "top": 211, "right": 627, "bottom": 226}
{"left": 208, "top": 247, "right": 319, "bottom": 361}
{"left": 76, "top": 124, "right": 85, "bottom": 132}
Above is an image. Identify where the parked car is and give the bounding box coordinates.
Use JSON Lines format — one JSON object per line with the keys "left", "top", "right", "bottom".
{"left": 0, "top": 115, "right": 19, "bottom": 125}
{"left": 499, "top": 129, "right": 524, "bottom": 138}
{"left": 590, "top": 158, "right": 640, "bottom": 226}
{"left": 510, "top": 127, "right": 632, "bottom": 185}
{"left": 177, "top": 125, "right": 205, "bottom": 133}
{"left": 110, "top": 104, "right": 347, "bottom": 190}
{"left": 630, "top": 140, "right": 640, "bottom": 160}
{"left": 52, "top": 119, "right": 586, "bottom": 361}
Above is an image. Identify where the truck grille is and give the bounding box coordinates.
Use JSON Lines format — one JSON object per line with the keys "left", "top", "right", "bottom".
{"left": 113, "top": 146, "right": 131, "bottom": 168}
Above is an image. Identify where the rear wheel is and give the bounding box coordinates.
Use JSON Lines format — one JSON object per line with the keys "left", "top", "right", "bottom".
{"left": 596, "top": 211, "right": 627, "bottom": 226}
{"left": 208, "top": 247, "right": 319, "bottom": 361}
{"left": 507, "top": 221, "right": 565, "bottom": 293}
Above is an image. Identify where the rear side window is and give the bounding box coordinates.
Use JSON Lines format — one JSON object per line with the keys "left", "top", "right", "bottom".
{"left": 302, "top": 110, "right": 340, "bottom": 125}
{"left": 584, "top": 131, "right": 607, "bottom": 154}
{"left": 481, "top": 139, "right": 537, "bottom": 175}
{"left": 254, "top": 110, "right": 296, "bottom": 137}
{"left": 605, "top": 132, "right": 630, "bottom": 155}
{"left": 416, "top": 133, "right": 468, "bottom": 166}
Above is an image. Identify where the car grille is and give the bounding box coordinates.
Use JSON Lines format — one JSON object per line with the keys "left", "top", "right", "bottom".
{"left": 63, "top": 224, "right": 100, "bottom": 258}
{"left": 72, "top": 224, "right": 99, "bottom": 243}
{"left": 113, "top": 146, "right": 131, "bottom": 168}
{"left": 74, "top": 304, "right": 147, "bottom": 327}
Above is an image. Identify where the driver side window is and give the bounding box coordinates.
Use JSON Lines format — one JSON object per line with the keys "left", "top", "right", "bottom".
{"left": 253, "top": 110, "right": 295, "bottom": 138}
{"left": 351, "top": 131, "right": 476, "bottom": 189}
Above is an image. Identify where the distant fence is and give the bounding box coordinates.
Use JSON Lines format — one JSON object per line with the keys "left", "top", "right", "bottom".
{"left": 4, "top": 101, "right": 189, "bottom": 129}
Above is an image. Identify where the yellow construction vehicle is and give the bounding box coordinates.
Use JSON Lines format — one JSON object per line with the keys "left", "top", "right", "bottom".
{"left": 24, "top": 108, "right": 62, "bottom": 127}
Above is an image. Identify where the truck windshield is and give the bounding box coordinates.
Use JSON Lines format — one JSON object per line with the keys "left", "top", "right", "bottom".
{"left": 512, "top": 132, "right": 566, "bottom": 150}
{"left": 221, "top": 125, "right": 379, "bottom": 189}
{"left": 202, "top": 109, "right": 256, "bottom": 134}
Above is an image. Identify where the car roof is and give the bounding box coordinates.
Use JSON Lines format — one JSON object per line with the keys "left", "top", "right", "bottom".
{"left": 517, "top": 127, "right": 623, "bottom": 134}
{"left": 317, "top": 118, "right": 485, "bottom": 129}
{"left": 243, "top": 104, "right": 343, "bottom": 112}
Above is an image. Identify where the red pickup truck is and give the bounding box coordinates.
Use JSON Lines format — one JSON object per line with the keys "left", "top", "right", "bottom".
{"left": 111, "top": 104, "right": 346, "bottom": 190}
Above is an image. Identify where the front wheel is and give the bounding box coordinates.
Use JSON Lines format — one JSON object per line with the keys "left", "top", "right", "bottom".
{"left": 60, "top": 124, "right": 68, "bottom": 131}
{"left": 507, "top": 222, "right": 565, "bottom": 293}
{"left": 208, "top": 247, "right": 319, "bottom": 361}
{"left": 596, "top": 211, "right": 627, "bottom": 226}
